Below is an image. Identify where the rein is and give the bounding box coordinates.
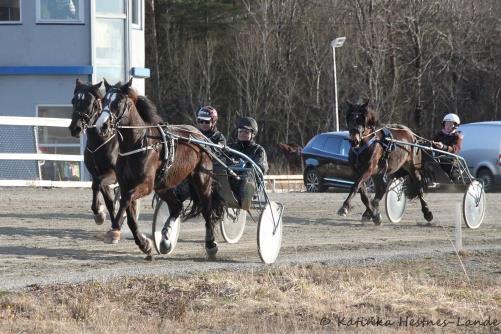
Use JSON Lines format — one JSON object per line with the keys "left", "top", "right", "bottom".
{"left": 351, "top": 135, "right": 377, "bottom": 156}
{"left": 86, "top": 133, "right": 116, "bottom": 154}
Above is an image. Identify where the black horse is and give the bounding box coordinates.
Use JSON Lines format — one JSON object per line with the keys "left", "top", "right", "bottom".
{"left": 68, "top": 79, "right": 119, "bottom": 235}
{"left": 337, "top": 101, "right": 433, "bottom": 224}
{"left": 95, "top": 79, "right": 224, "bottom": 259}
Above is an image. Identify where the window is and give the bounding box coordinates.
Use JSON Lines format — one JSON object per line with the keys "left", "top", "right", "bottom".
{"left": 131, "top": 0, "right": 140, "bottom": 29}
{"left": 95, "top": 18, "right": 125, "bottom": 83}
{"left": 37, "top": 0, "right": 84, "bottom": 24}
{"left": 95, "top": 0, "right": 126, "bottom": 83}
{"left": 340, "top": 139, "right": 351, "bottom": 157}
{"left": 324, "top": 137, "right": 342, "bottom": 154}
{"left": 310, "top": 136, "right": 327, "bottom": 150}
{"left": 0, "top": 0, "right": 21, "bottom": 23}
{"left": 37, "top": 105, "right": 83, "bottom": 181}
{"left": 96, "top": 0, "right": 124, "bottom": 15}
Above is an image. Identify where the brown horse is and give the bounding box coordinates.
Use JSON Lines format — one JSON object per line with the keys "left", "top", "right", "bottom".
{"left": 278, "top": 143, "right": 303, "bottom": 173}
{"left": 95, "top": 79, "right": 223, "bottom": 259}
{"left": 68, "top": 79, "right": 119, "bottom": 228}
{"left": 337, "top": 101, "right": 433, "bottom": 224}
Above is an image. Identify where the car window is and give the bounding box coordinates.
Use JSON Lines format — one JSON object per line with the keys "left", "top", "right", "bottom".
{"left": 323, "top": 137, "right": 342, "bottom": 154}
{"left": 339, "top": 139, "right": 351, "bottom": 156}
{"left": 310, "top": 135, "right": 327, "bottom": 150}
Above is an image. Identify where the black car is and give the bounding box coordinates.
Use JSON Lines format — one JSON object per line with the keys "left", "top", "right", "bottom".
{"left": 302, "top": 131, "right": 360, "bottom": 192}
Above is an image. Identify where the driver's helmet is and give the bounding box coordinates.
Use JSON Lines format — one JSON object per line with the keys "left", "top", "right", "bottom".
{"left": 442, "top": 113, "right": 460, "bottom": 125}
{"left": 237, "top": 117, "right": 258, "bottom": 134}
{"left": 197, "top": 106, "right": 218, "bottom": 124}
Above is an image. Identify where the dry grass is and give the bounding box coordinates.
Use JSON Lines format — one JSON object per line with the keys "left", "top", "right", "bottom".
{"left": 0, "top": 252, "right": 500, "bottom": 333}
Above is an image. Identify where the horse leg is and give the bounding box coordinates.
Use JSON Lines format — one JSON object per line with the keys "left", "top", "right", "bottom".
{"left": 412, "top": 170, "right": 433, "bottom": 222}
{"left": 124, "top": 199, "right": 153, "bottom": 260}
{"left": 121, "top": 185, "right": 154, "bottom": 259}
{"left": 91, "top": 179, "right": 106, "bottom": 225}
{"left": 338, "top": 170, "right": 372, "bottom": 216}
{"left": 370, "top": 174, "right": 387, "bottom": 225}
{"left": 99, "top": 170, "right": 117, "bottom": 229}
{"left": 156, "top": 188, "right": 183, "bottom": 254}
{"left": 359, "top": 182, "right": 374, "bottom": 223}
{"left": 191, "top": 170, "right": 219, "bottom": 259}
{"left": 100, "top": 184, "right": 116, "bottom": 227}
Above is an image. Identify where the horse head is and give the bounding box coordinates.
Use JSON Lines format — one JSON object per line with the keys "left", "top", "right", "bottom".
{"left": 345, "top": 100, "right": 378, "bottom": 147}
{"left": 69, "top": 78, "right": 103, "bottom": 137}
{"left": 95, "top": 78, "right": 136, "bottom": 137}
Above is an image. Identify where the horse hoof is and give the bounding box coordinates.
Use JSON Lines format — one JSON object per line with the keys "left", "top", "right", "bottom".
{"left": 159, "top": 239, "right": 172, "bottom": 255}
{"left": 94, "top": 211, "right": 106, "bottom": 225}
{"left": 141, "top": 237, "right": 153, "bottom": 255}
{"left": 424, "top": 211, "right": 434, "bottom": 222}
{"left": 373, "top": 213, "right": 382, "bottom": 226}
{"left": 206, "top": 242, "right": 218, "bottom": 260}
{"left": 337, "top": 207, "right": 348, "bottom": 217}
{"left": 104, "top": 229, "right": 120, "bottom": 244}
{"left": 144, "top": 254, "right": 154, "bottom": 261}
{"left": 361, "top": 211, "right": 372, "bottom": 223}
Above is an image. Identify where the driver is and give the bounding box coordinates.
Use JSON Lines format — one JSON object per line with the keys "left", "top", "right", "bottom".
{"left": 227, "top": 117, "right": 268, "bottom": 209}
{"left": 432, "top": 113, "right": 463, "bottom": 154}
{"left": 431, "top": 113, "right": 464, "bottom": 179}
{"left": 174, "top": 106, "right": 226, "bottom": 203}
{"left": 229, "top": 117, "right": 268, "bottom": 174}
{"left": 196, "top": 106, "right": 226, "bottom": 146}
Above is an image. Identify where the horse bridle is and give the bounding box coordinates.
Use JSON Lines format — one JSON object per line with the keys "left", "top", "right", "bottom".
{"left": 103, "top": 87, "right": 133, "bottom": 131}
{"left": 72, "top": 92, "right": 102, "bottom": 130}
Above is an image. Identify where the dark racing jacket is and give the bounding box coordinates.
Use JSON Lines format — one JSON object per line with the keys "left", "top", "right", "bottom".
{"left": 433, "top": 130, "right": 463, "bottom": 154}
{"left": 201, "top": 129, "right": 226, "bottom": 146}
{"left": 229, "top": 140, "right": 269, "bottom": 174}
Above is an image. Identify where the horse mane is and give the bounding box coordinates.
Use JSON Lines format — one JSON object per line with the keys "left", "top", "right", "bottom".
{"left": 365, "top": 106, "right": 379, "bottom": 129}
{"left": 130, "top": 89, "right": 164, "bottom": 125}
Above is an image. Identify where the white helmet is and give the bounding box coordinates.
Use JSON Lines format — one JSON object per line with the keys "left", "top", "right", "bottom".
{"left": 443, "top": 113, "right": 460, "bottom": 125}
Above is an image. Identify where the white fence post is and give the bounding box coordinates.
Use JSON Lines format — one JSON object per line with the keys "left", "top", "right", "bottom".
{"left": 455, "top": 202, "right": 462, "bottom": 251}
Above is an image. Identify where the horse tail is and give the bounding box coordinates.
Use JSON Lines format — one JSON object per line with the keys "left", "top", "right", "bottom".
{"left": 403, "top": 145, "right": 429, "bottom": 199}
{"left": 182, "top": 182, "right": 203, "bottom": 220}
{"left": 182, "top": 175, "right": 224, "bottom": 228}
{"left": 209, "top": 180, "right": 225, "bottom": 224}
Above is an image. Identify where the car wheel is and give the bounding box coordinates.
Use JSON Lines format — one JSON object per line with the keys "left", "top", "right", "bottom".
{"left": 477, "top": 168, "right": 494, "bottom": 192}
{"left": 304, "top": 169, "right": 325, "bottom": 193}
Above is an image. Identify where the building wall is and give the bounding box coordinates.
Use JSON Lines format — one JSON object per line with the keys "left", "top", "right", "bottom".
{"left": 0, "top": 1, "right": 91, "bottom": 66}
{"left": 0, "top": 76, "right": 86, "bottom": 117}
{"left": 0, "top": 0, "right": 148, "bottom": 181}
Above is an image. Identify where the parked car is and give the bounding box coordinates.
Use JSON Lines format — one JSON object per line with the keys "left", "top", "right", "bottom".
{"left": 458, "top": 121, "right": 501, "bottom": 191}
{"left": 302, "top": 131, "right": 361, "bottom": 192}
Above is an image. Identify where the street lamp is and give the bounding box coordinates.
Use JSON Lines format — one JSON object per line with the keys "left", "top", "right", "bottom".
{"left": 331, "top": 36, "right": 346, "bottom": 132}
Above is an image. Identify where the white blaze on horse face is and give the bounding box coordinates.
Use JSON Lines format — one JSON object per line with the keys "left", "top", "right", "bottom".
{"left": 95, "top": 92, "right": 116, "bottom": 132}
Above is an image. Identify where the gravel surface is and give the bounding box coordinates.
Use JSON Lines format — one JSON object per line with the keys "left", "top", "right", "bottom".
{"left": 0, "top": 187, "right": 499, "bottom": 291}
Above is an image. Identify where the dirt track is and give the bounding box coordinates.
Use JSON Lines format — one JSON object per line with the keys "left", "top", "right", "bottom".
{"left": 0, "top": 187, "right": 499, "bottom": 291}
